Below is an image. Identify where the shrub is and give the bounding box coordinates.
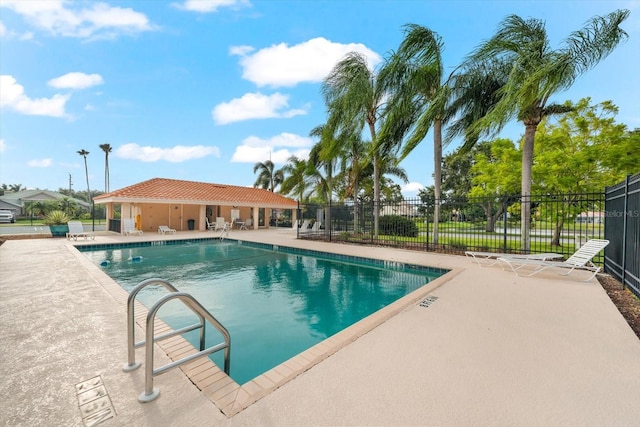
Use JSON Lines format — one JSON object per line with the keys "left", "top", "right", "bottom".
{"left": 43, "top": 210, "right": 71, "bottom": 225}
{"left": 379, "top": 215, "right": 418, "bottom": 237}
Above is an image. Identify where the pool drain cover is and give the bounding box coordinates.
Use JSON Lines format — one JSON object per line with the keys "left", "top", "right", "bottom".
{"left": 75, "top": 376, "right": 116, "bottom": 426}
{"left": 419, "top": 296, "right": 439, "bottom": 308}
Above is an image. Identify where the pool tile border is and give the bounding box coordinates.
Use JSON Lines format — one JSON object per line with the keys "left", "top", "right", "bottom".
{"left": 74, "top": 237, "right": 459, "bottom": 417}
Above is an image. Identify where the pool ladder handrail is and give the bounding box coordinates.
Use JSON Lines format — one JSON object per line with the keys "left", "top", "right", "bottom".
{"left": 122, "top": 278, "right": 231, "bottom": 403}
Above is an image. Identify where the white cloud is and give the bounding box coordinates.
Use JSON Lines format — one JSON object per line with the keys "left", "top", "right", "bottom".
{"left": 0, "top": 138, "right": 5, "bottom": 153}
{"left": 231, "top": 37, "right": 382, "bottom": 87}
{"left": 231, "top": 132, "right": 312, "bottom": 163}
{"left": 48, "top": 72, "right": 104, "bottom": 89}
{"left": 401, "top": 182, "right": 424, "bottom": 194}
{"left": 115, "top": 143, "right": 221, "bottom": 163}
{"left": 27, "top": 158, "right": 53, "bottom": 167}
{"left": 0, "top": 21, "right": 5, "bottom": 37}
{"left": 229, "top": 45, "right": 253, "bottom": 56}
{"left": 174, "top": 0, "right": 251, "bottom": 13}
{"left": 0, "top": 0, "right": 154, "bottom": 40}
{"left": 0, "top": 75, "right": 69, "bottom": 117}
{"left": 212, "top": 92, "right": 308, "bottom": 125}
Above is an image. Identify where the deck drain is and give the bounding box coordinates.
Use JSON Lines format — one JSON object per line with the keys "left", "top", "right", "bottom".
{"left": 419, "top": 295, "right": 439, "bottom": 308}
{"left": 75, "top": 376, "right": 116, "bottom": 426}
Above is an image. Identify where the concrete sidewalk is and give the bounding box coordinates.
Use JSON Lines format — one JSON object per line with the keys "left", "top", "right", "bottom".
{"left": 1, "top": 231, "right": 639, "bottom": 426}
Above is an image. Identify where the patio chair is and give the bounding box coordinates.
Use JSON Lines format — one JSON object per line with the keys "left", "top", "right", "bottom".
{"left": 497, "top": 239, "right": 609, "bottom": 282}
{"left": 157, "top": 225, "right": 176, "bottom": 235}
{"left": 66, "top": 220, "right": 95, "bottom": 241}
{"left": 123, "top": 218, "right": 143, "bottom": 236}
{"left": 465, "top": 251, "right": 563, "bottom": 267}
{"left": 205, "top": 217, "right": 215, "bottom": 231}
{"left": 213, "top": 217, "right": 226, "bottom": 231}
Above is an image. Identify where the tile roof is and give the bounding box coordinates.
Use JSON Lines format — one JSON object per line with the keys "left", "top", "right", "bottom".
{"left": 94, "top": 178, "right": 298, "bottom": 208}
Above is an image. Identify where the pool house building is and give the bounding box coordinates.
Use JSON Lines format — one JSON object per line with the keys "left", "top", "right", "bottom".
{"left": 93, "top": 178, "right": 298, "bottom": 234}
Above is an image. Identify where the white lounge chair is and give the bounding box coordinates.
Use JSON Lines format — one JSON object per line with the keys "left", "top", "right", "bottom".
{"left": 123, "top": 218, "right": 143, "bottom": 236}
{"left": 497, "top": 239, "right": 609, "bottom": 281}
{"left": 157, "top": 225, "right": 176, "bottom": 235}
{"left": 66, "top": 220, "right": 94, "bottom": 241}
{"left": 300, "top": 221, "right": 321, "bottom": 234}
{"left": 465, "top": 251, "right": 563, "bottom": 267}
{"left": 279, "top": 219, "right": 301, "bottom": 233}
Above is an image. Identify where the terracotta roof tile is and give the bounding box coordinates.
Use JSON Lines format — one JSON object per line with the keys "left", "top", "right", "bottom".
{"left": 94, "top": 178, "right": 298, "bottom": 208}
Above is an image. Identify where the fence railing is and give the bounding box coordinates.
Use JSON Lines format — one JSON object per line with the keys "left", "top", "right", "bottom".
{"left": 297, "top": 192, "right": 606, "bottom": 264}
{"left": 604, "top": 174, "right": 640, "bottom": 298}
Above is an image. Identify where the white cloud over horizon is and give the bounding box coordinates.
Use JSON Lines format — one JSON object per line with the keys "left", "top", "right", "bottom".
{"left": 115, "top": 143, "right": 221, "bottom": 163}
{"left": 231, "top": 132, "right": 312, "bottom": 164}
{"left": 173, "top": 0, "right": 251, "bottom": 13}
{"left": 231, "top": 37, "right": 382, "bottom": 87}
{"left": 0, "top": 75, "right": 69, "bottom": 117}
{"left": 212, "top": 92, "right": 308, "bottom": 125}
{"left": 0, "top": 0, "right": 154, "bottom": 40}
{"left": 48, "top": 72, "right": 104, "bottom": 90}
{"left": 401, "top": 182, "right": 424, "bottom": 194}
{"left": 27, "top": 158, "right": 53, "bottom": 168}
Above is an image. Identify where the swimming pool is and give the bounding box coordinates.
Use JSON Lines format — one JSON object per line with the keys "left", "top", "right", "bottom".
{"left": 81, "top": 239, "right": 447, "bottom": 385}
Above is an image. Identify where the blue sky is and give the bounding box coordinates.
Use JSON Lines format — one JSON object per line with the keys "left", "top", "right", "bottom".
{"left": 1, "top": 0, "right": 638, "bottom": 197}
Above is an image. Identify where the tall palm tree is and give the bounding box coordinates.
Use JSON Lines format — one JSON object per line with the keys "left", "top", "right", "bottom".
{"left": 253, "top": 160, "right": 283, "bottom": 192}
{"left": 322, "top": 52, "right": 387, "bottom": 236}
{"left": 99, "top": 143, "right": 112, "bottom": 193}
{"left": 77, "top": 149, "right": 90, "bottom": 197}
{"left": 461, "top": 10, "right": 629, "bottom": 251}
{"left": 77, "top": 149, "right": 91, "bottom": 217}
{"left": 380, "top": 24, "right": 445, "bottom": 242}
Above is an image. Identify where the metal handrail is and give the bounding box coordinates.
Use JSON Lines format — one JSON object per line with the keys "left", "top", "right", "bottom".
{"left": 123, "top": 278, "right": 180, "bottom": 372}
{"left": 138, "top": 292, "right": 231, "bottom": 403}
{"left": 121, "top": 278, "right": 231, "bottom": 403}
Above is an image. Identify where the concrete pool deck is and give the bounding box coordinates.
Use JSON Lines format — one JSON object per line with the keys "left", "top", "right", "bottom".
{"left": 1, "top": 230, "right": 640, "bottom": 426}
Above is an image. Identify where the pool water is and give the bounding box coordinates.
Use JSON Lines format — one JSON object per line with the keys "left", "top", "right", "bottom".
{"left": 83, "top": 240, "right": 445, "bottom": 384}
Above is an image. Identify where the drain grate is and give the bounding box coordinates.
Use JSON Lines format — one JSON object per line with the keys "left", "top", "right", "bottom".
{"left": 419, "top": 295, "right": 439, "bottom": 308}
{"left": 75, "top": 376, "right": 116, "bottom": 427}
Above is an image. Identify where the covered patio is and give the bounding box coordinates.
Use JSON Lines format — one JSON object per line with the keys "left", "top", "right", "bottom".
{"left": 93, "top": 178, "right": 299, "bottom": 234}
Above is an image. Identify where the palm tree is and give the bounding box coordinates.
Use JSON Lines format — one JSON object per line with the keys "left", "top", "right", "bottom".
{"left": 461, "top": 10, "right": 629, "bottom": 251}
{"left": 77, "top": 149, "right": 91, "bottom": 221}
{"left": 280, "top": 156, "right": 311, "bottom": 202}
{"left": 380, "top": 24, "right": 445, "bottom": 242}
{"left": 99, "top": 143, "right": 112, "bottom": 193}
{"left": 322, "top": 52, "right": 387, "bottom": 236}
{"left": 253, "top": 160, "right": 283, "bottom": 192}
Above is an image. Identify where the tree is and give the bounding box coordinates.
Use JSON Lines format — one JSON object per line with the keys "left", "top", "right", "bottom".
{"left": 77, "top": 149, "right": 91, "bottom": 215}
{"left": 532, "top": 98, "right": 640, "bottom": 245}
{"left": 252, "top": 160, "right": 283, "bottom": 192}
{"left": 322, "top": 52, "right": 387, "bottom": 236}
{"left": 99, "top": 143, "right": 112, "bottom": 193}
{"left": 460, "top": 10, "right": 629, "bottom": 251}
{"left": 280, "top": 156, "right": 311, "bottom": 202}
{"left": 381, "top": 24, "right": 445, "bottom": 242}
{"left": 469, "top": 138, "right": 521, "bottom": 232}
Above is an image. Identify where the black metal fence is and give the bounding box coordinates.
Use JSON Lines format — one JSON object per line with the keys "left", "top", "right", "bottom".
{"left": 297, "top": 191, "right": 606, "bottom": 264}
{"left": 604, "top": 174, "right": 640, "bottom": 298}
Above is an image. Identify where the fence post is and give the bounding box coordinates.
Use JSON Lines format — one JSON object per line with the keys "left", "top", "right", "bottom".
{"left": 621, "top": 175, "right": 629, "bottom": 290}
{"left": 503, "top": 194, "right": 508, "bottom": 253}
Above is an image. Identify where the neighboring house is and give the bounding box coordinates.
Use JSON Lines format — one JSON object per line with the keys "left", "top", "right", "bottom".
{"left": 0, "top": 190, "right": 90, "bottom": 217}
{"left": 93, "top": 177, "right": 298, "bottom": 233}
{"left": 576, "top": 211, "right": 604, "bottom": 225}
{"left": 0, "top": 199, "right": 21, "bottom": 217}
{"left": 380, "top": 201, "right": 419, "bottom": 218}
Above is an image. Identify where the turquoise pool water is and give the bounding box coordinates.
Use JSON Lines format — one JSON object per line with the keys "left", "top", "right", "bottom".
{"left": 81, "top": 239, "right": 446, "bottom": 384}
